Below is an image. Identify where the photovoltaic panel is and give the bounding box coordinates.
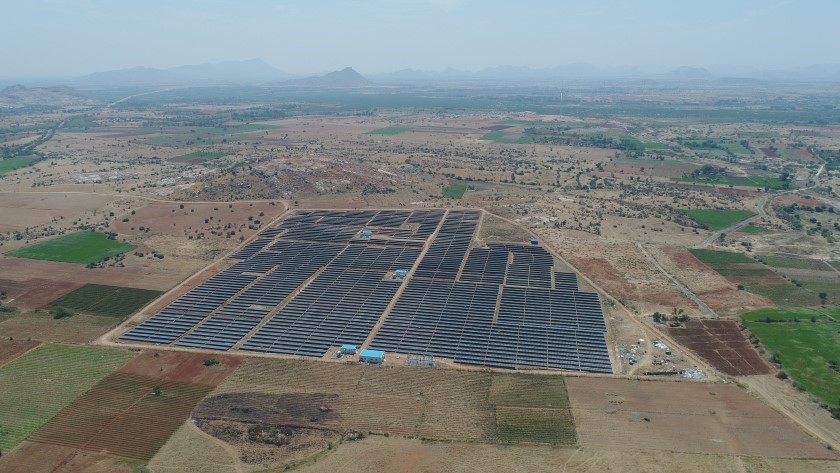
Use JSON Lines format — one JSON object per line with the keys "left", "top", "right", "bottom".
{"left": 413, "top": 233, "right": 472, "bottom": 279}
{"left": 241, "top": 268, "right": 400, "bottom": 357}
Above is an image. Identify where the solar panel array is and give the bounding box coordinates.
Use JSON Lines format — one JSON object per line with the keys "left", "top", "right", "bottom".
{"left": 241, "top": 268, "right": 400, "bottom": 356}
{"left": 120, "top": 208, "right": 612, "bottom": 373}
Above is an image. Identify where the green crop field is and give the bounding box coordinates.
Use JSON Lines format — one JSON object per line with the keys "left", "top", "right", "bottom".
{"left": 0, "top": 155, "right": 39, "bottom": 175}
{"left": 738, "top": 131, "right": 782, "bottom": 138}
{"left": 489, "top": 375, "right": 575, "bottom": 444}
{"left": 743, "top": 313, "right": 840, "bottom": 407}
{"left": 680, "top": 209, "right": 754, "bottom": 230}
{"left": 0, "top": 343, "right": 132, "bottom": 451}
{"left": 739, "top": 224, "right": 769, "bottom": 234}
{"left": 6, "top": 232, "right": 135, "bottom": 264}
{"left": 741, "top": 308, "right": 829, "bottom": 323}
{"left": 744, "top": 283, "right": 823, "bottom": 307}
{"left": 368, "top": 126, "right": 410, "bottom": 135}
{"left": 481, "top": 131, "right": 534, "bottom": 144}
{"left": 689, "top": 249, "right": 755, "bottom": 265}
{"left": 442, "top": 180, "right": 468, "bottom": 199}
{"left": 673, "top": 175, "right": 785, "bottom": 188}
{"left": 171, "top": 151, "right": 228, "bottom": 162}
{"left": 48, "top": 284, "right": 162, "bottom": 317}
{"left": 757, "top": 255, "right": 828, "bottom": 271}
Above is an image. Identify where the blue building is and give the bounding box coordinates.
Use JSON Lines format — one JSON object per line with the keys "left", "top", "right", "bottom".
{"left": 359, "top": 349, "right": 385, "bottom": 364}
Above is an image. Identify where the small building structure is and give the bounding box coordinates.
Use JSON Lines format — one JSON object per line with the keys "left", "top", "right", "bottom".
{"left": 359, "top": 230, "right": 374, "bottom": 239}
{"left": 359, "top": 349, "right": 385, "bottom": 364}
{"left": 340, "top": 344, "right": 357, "bottom": 355}
{"left": 392, "top": 269, "right": 408, "bottom": 281}
{"left": 529, "top": 238, "right": 539, "bottom": 245}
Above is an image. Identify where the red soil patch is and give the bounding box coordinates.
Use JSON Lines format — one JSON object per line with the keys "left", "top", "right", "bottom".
{"left": 660, "top": 246, "right": 711, "bottom": 272}
{"left": 117, "top": 350, "right": 244, "bottom": 386}
{"left": 0, "top": 441, "right": 133, "bottom": 473}
{"left": 569, "top": 256, "right": 688, "bottom": 307}
{"left": 668, "top": 319, "right": 772, "bottom": 376}
{"left": 27, "top": 351, "right": 242, "bottom": 461}
{"left": 28, "top": 372, "right": 213, "bottom": 460}
{"left": 0, "top": 276, "right": 82, "bottom": 309}
{"left": 0, "top": 339, "right": 41, "bottom": 366}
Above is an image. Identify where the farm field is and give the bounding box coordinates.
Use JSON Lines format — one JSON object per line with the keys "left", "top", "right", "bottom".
{"left": 48, "top": 283, "right": 162, "bottom": 317}
{"left": 687, "top": 248, "right": 820, "bottom": 306}
{"left": 0, "top": 343, "right": 132, "bottom": 451}
{"left": 743, "top": 312, "right": 840, "bottom": 408}
{"left": 200, "top": 358, "right": 575, "bottom": 444}
{"left": 565, "top": 377, "right": 835, "bottom": 459}
{"left": 672, "top": 175, "right": 786, "bottom": 188}
{"left": 0, "top": 310, "right": 126, "bottom": 343}
{"left": 22, "top": 351, "right": 241, "bottom": 465}
{"left": 667, "top": 319, "right": 772, "bottom": 376}
{"left": 6, "top": 231, "right": 134, "bottom": 264}
{"left": 680, "top": 209, "right": 754, "bottom": 230}
{"left": 0, "top": 339, "right": 40, "bottom": 366}
{"left": 368, "top": 126, "right": 409, "bottom": 135}
{"left": 442, "top": 180, "right": 468, "bottom": 199}
{"left": 0, "top": 155, "right": 39, "bottom": 175}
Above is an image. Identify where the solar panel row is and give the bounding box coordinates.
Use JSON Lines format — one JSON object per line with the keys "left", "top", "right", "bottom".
{"left": 460, "top": 247, "right": 508, "bottom": 284}
{"left": 370, "top": 279, "right": 610, "bottom": 372}
{"left": 241, "top": 268, "right": 400, "bottom": 357}
{"left": 414, "top": 234, "right": 472, "bottom": 280}
{"left": 119, "top": 209, "right": 612, "bottom": 374}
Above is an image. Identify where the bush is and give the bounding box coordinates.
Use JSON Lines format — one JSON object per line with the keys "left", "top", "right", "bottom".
{"left": 203, "top": 358, "right": 220, "bottom": 367}
{"left": 776, "top": 370, "right": 788, "bottom": 380}
{"left": 52, "top": 307, "right": 74, "bottom": 319}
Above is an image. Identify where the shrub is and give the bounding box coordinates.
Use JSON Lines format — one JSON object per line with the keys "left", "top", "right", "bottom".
{"left": 52, "top": 307, "right": 74, "bottom": 319}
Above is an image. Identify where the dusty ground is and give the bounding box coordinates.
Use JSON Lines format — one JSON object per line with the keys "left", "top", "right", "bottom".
{"left": 651, "top": 245, "right": 773, "bottom": 315}
{"left": 0, "top": 310, "right": 121, "bottom": 343}
{"left": 0, "top": 192, "right": 131, "bottom": 234}
{"left": 565, "top": 377, "right": 836, "bottom": 459}
{"left": 740, "top": 374, "right": 840, "bottom": 450}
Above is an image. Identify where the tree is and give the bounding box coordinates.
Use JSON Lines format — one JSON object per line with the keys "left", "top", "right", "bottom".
{"left": 52, "top": 307, "right": 73, "bottom": 319}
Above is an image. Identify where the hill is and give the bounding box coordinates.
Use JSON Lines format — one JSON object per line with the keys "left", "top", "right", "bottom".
{"left": 0, "top": 84, "right": 99, "bottom": 108}
{"left": 285, "top": 67, "right": 375, "bottom": 87}
{"left": 77, "top": 59, "right": 290, "bottom": 86}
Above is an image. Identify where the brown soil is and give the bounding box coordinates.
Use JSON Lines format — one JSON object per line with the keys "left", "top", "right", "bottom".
{"left": 0, "top": 441, "right": 135, "bottom": 473}
{"left": 565, "top": 377, "right": 835, "bottom": 459}
{"left": 655, "top": 246, "right": 773, "bottom": 314}
{"left": 110, "top": 201, "right": 286, "bottom": 240}
{"left": 0, "top": 339, "right": 41, "bottom": 366}
{"left": 668, "top": 320, "right": 772, "bottom": 376}
{"left": 0, "top": 276, "right": 82, "bottom": 309}
{"left": 290, "top": 435, "right": 840, "bottom": 473}
{"left": 116, "top": 350, "right": 245, "bottom": 386}
{"left": 28, "top": 372, "right": 214, "bottom": 460}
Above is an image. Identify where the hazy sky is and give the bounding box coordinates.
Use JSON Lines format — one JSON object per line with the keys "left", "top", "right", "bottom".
{"left": 3, "top": 0, "right": 838, "bottom": 76}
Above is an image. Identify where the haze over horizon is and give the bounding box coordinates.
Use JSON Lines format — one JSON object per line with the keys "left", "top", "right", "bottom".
{"left": 2, "top": 0, "right": 839, "bottom": 78}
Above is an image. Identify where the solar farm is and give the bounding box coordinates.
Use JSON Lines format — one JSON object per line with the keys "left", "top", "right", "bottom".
{"left": 117, "top": 209, "right": 612, "bottom": 373}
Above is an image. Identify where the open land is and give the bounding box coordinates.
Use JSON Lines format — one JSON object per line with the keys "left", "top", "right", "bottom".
{"left": 0, "top": 80, "right": 838, "bottom": 471}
